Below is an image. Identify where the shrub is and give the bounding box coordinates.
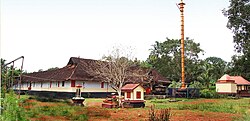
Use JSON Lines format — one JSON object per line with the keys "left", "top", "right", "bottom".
{"left": 200, "top": 89, "right": 223, "bottom": 98}
{"left": 149, "top": 105, "right": 171, "bottom": 121}
{"left": 0, "top": 90, "right": 27, "bottom": 121}
{"left": 189, "top": 81, "right": 203, "bottom": 89}
{"left": 168, "top": 81, "right": 181, "bottom": 88}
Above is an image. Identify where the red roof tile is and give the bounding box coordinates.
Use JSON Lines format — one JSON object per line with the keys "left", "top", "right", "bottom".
{"left": 217, "top": 74, "right": 250, "bottom": 85}
{"left": 121, "top": 84, "right": 140, "bottom": 92}
{"left": 218, "top": 74, "right": 234, "bottom": 81}
{"left": 231, "top": 76, "right": 250, "bottom": 85}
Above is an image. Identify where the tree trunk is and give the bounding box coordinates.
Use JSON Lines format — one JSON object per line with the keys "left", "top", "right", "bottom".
{"left": 117, "top": 89, "right": 122, "bottom": 107}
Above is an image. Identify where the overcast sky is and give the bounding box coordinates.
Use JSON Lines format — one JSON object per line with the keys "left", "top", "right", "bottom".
{"left": 1, "top": 0, "right": 234, "bottom": 72}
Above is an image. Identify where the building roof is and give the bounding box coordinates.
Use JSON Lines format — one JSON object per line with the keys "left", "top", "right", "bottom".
{"left": 22, "top": 57, "right": 170, "bottom": 83}
{"left": 121, "top": 84, "right": 141, "bottom": 92}
{"left": 218, "top": 74, "right": 234, "bottom": 81}
{"left": 217, "top": 74, "right": 250, "bottom": 85}
{"left": 231, "top": 76, "right": 250, "bottom": 85}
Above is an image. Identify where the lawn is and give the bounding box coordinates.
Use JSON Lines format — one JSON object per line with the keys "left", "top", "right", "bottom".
{"left": 21, "top": 96, "right": 250, "bottom": 121}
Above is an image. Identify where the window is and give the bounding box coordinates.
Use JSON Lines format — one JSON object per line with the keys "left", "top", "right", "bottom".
{"left": 62, "top": 81, "right": 65, "bottom": 87}
{"left": 71, "top": 80, "right": 76, "bottom": 87}
{"left": 27, "top": 82, "right": 29, "bottom": 87}
{"left": 101, "top": 82, "right": 104, "bottom": 88}
{"left": 58, "top": 81, "right": 60, "bottom": 87}
{"left": 127, "top": 92, "right": 131, "bottom": 98}
{"left": 33, "top": 82, "right": 35, "bottom": 87}
{"left": 41, "top": 82, "right": 43, "bottom": 88}
{"left": 136, "top": 91, "right": 141, "bottom": 99}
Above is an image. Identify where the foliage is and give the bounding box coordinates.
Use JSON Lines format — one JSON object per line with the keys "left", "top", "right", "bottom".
{"left": 228, "top": 53, "right": 250, "bottom": 80}
{"left": 200, "top": 89, "right": 223, "bottom": 98}
{"left": 188, "top": 81, "right": 203, "bottom": 89}
{"left": 223, "top": 0, "right": 250, "bottom": 54}
{"left": 1, "top": 58, "right": 22, "bottom": 97}
{"left": 46, "top": 67, "right": 59, "bottom": 71}
{"left": 0, "top": 90, "right": 27, "bottom": 121}
{"left": 196, "top": 57, "right": 227, "bottom": 88}
{"left": 148, "top": 38, "right": 204, "bottom": 83}
{"left": 24, "top": 99, "right": 88, "bottom": 120}
{"left": 223, "top": 0, "right": 250, "bottom": 80}
{"left": 149, "top": 105, "right": 171, "bottom": 121}
{"left": 168, "top": 81, "right": 181, "bottom": 88}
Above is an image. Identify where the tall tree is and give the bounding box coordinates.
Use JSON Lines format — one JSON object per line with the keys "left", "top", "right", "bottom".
{"left": 148, "top": 38, "right": 204, "bottom": 83}
{"left": 223, "top": 0, "right": 250, "bottom": 79}
{"left": 223, "top": 0, "right": 250, "bottom": 53}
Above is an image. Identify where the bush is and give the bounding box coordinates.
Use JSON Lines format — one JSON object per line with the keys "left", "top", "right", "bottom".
{"left": 200, "top": 89, "right": 223, "bottom": 98}
{"left": 0, "top": 90, "right": 27, "bottom": 121}
{"left": 189, "top": 81, "right": 203, "bottom": 89}
{"left": 149, "top": 105, "right": 171, "bottom": 121}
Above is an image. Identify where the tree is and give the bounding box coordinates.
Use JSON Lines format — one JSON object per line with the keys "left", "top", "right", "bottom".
{"left": 228, "top": 53, "right": 250, "bottom": 80}
{"left": 46, "top": 67, "right": 59, "bottom": 71}
{"left": 223, "top": 0, "right": 250, "bottom": 54}
{"left": 1, "top": 58, "right": 22, "bottom": 97}
{"left": 196, "top": 57, "right": 227, "bottom": 88}
{"left": 85, "top": 48, "right": 146, "bottom": 107}
{"left": 148, "top": 38, "right": 204, "bottom": 83}
{"left": 223, "top": 0, "right": 250, "bottom": 80}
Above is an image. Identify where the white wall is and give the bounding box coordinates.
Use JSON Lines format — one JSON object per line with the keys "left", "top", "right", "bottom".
{"left": 15, "top": 80, "right": 115, "bottom": 93}
{"left": 216, "top": 83, "right": 237, "bottom": 93}
{"left": 124, "top": 86, "right": 145, "bottom": 100}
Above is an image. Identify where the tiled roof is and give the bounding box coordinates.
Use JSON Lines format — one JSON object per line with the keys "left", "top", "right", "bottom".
{"left": 22, "top": 66, "right": 75, "bottom": 82}
{"left": 218, "top": 74, "right": 233, "bottom": 81}
{"left": 121, "top": 84, "right": 140, "bottom": 92}
{"left": 217, "top": 74, "right": 250, "bottom": 85}
{"left": 231, "top": 76, "right": 250, "bottom": 85}
{"left": 23, "top": 57, "right": 170, "bottom": 83}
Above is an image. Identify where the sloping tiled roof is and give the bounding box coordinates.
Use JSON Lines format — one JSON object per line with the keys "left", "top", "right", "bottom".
{"left": 217, "top": 74, "right": 250, "bottom": 85}
{"left": 121, "top": 84, "right": 140, "bottom": 92}
{"left": 22, "top": 66, "right": 75, "bottom": 82}
{"left": 218, "top": 74, "right": 234, "bottom": 81}
{"left": 231, "top": 76, "right": 250, "bottom": 85}
{"left": 23, "top": 57, "right": 170, "bottom": 83}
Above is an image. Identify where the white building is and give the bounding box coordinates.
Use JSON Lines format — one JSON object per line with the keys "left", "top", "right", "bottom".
{"left": 14, "top": 57, "right": 169, "bottom": 98}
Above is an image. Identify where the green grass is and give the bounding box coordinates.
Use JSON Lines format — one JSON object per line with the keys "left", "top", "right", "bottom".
{"left": 20, "top": 96, "right": 250, "bottom": 121}
{"left": 146, "top": 98, "right": 250, "bottom": 114}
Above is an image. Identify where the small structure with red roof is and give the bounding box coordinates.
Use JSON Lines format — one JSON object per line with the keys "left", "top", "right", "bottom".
{"left": 216, "top": 74, "right": 250, "bottom": 97}
{"left": 121, "top": 83, "right": 145, "bottom": 108}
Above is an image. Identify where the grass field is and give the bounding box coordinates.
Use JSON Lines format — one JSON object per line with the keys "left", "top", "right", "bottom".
{"left": 21, "top": 96, "right": 250, "bottom": 121}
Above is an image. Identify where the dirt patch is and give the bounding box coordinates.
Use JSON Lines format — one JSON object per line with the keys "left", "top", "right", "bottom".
{"left": 171, "top": 110, "right": 240, "bottom": 121}
{"left": 30, "top": 115, "right": 69, "bottom": 121}
{"left": 86, "top": 101, "right": 239, "bottom": 121}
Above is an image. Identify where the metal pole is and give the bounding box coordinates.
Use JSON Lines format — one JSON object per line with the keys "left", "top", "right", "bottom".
{"left": 178, "top": 0, "right": 186, "bottom": 89}
{"left": 18, "top": 57, "right": 24, "bottom": 99}
{"left": 11, "top": 62, "right": 15, "bottom": 90}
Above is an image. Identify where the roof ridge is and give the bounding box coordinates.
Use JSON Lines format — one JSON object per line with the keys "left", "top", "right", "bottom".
{"left": 68, "top": 64, "right": 78, "bottom": 80}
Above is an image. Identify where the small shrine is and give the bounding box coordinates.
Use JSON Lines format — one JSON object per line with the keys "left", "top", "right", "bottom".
{"left": 72, "top": 84, "right": 85, "bottom": 106}
{"left": 121, "top": 83, "right": 145, "bottom": 108}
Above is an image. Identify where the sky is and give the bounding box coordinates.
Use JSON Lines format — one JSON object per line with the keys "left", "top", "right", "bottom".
{"left": 1, "top": 0, "right": 235, "bottom": 72}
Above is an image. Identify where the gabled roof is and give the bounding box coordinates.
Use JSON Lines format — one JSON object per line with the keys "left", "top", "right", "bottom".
{"left": 231, "top": 76, "right": 250, "bottom": 85}
{"left": 121, "top": 84, "right": 141, "bottom": 92}
{"left": 218, "top": 74, "right": 234, "bottom": 81}
{"left": 217, "top": 74, "right": 250, "bottom": 85}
